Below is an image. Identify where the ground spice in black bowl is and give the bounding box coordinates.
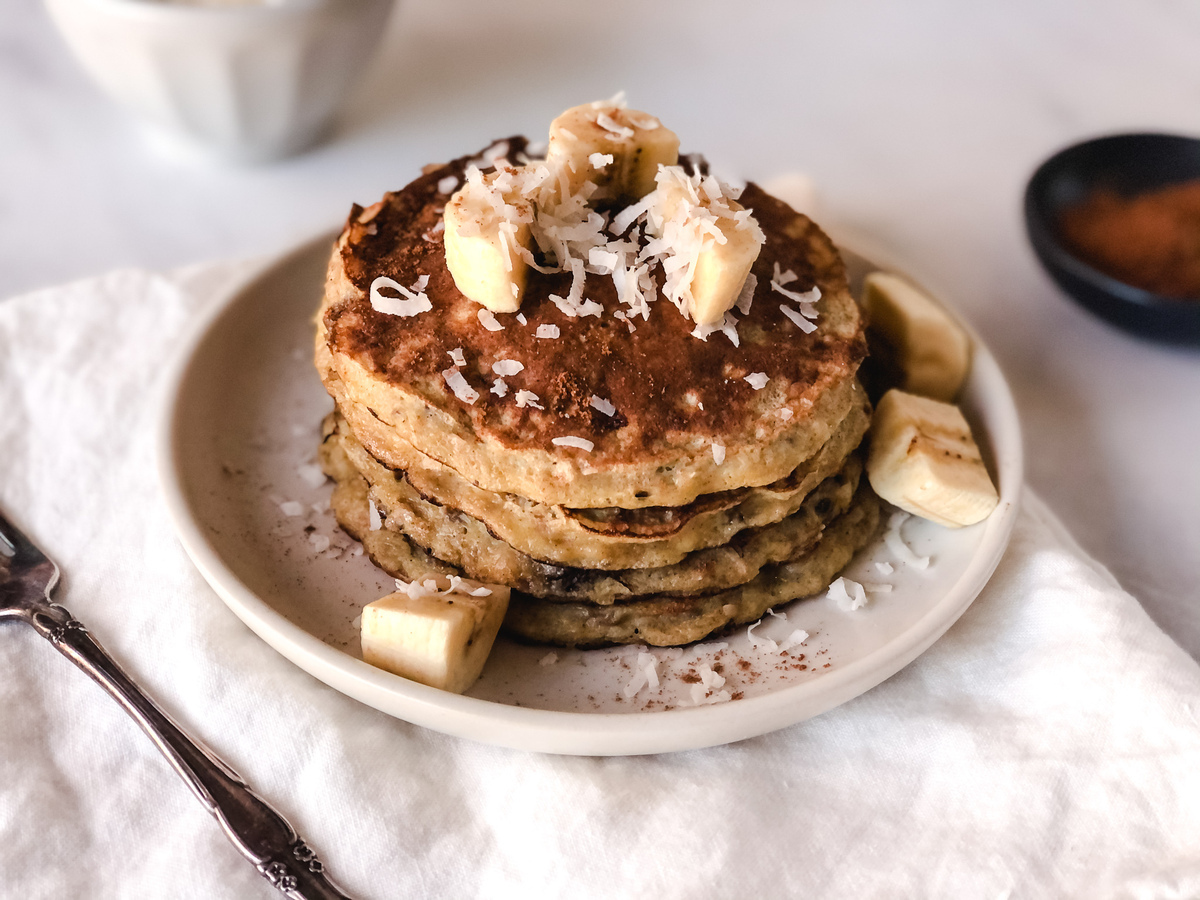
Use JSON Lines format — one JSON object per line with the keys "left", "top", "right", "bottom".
{"left": 1059, "top": 179, "right": 1200, "bottom": 300}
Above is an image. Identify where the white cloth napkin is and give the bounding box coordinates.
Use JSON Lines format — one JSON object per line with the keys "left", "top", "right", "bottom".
{"left": 2, "top": 264, "right": 1199, "bottom": 900}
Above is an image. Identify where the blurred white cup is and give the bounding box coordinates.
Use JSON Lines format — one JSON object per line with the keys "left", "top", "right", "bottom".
{"left": 44, "top": 0, "right": 396, "bottom": 162}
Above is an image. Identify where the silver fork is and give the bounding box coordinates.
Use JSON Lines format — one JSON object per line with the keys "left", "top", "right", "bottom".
{"left": 0, "top": 508, "right": 355, "bottom": 899}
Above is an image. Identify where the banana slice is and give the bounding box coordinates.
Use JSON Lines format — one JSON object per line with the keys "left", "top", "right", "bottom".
{"left": 651, "top": 170, "right": 764, "bottom": 325}
{"left": 443, "top": 170, "right": 532, "bottom": 313}
{"left": 547, "top": 102, "right": 680, "bottom": 203}
{"left": 867, "top": 389, "right": 999, "bottom": 528}
{"left": 863, "top": 272, "right": 971, "bottom": 402}
{"left": 361, "top": 576, "right": 511, "bottom": 694}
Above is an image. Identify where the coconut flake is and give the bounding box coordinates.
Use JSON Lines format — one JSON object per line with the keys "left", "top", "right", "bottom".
{"left": 539, "top": 652, "right": 559, "bottom": 667}
{"left": 591, "top": 91, "right": 628, "bottom": 110}
{"left": 829, "top": 576, "right": 868, "bottom": 611}
{"left": 875, "top": 560, "right": 894, "bottom": 575}
{"left": 779, "top": 408, "right": 794, "bottom": 421}
{"left": 279, "top": 500, "right": 304, "bottom": 517}
{"left": 690, "top": 664, "right": 730, "bottom": 705}
{"left": 745, "top": 372, "right": 769, "bottom": 390}
{"left": 309, "top": 533, "right": 330, "bottom": 553}
{"left": 492, "top": 359, "right": 524, "bottom": 376}
{"left": 437, "top": 174, "right": 459, "bottom": 195}
{"left": 477, "top": 308, "right": 504, "bottom": 332}
{"left": 368, "top": 498, "right": 382, "bottom": 532}
{"left": 490, "top": 377, "right": 508, "bottom": 397}
{"left": 885, "top": 511, "right": 931, "bottom": 569}
{"left": 778, "top": 629, "right": 809, "bottom": 654}
{"left": 448, "top": 348, "right": 466, "bottom": 367}
{"left": 712, "top": 442, "right": 726, "bottom": 465}
{"left": 516, "top": 313, "right": 528, "bottom": 325}
{"left": 589, "top": 395, "right": 617, "bottom": 416}
{"left": 596, "top": 112, "right": 635, "bottom": 139}
{"left": 370, "top": 275, "right": 433, "bottom": 317}
{"left": 297, "top": 463, "right": 326, "bottom": 488}
{"left": 441, "top": 367, "right": 479, "bottom": 405}
{"left": 552, "top": 436, "right": 595, "bottom": 452}
{"left": 536, "top": 324, "right": 561, "bottom": 339}
{"left": 589, "top": 152, "right": 614, "bottom": 169}
{"left": 394, "top": 576, "right": 493, "bottom": 601}
{"left": 515, "top": 390, "right": 544, "bottom": 410}
{"left": 746, "top": 619, "right": 778, "bottom": 653}
{"left": 780, "top": 303, "right": 818, "bottom": 334}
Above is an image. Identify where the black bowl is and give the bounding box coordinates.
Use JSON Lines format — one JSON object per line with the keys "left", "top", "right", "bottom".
{"left": 1024, "top": 132, "right": 1200, "bottom": 345}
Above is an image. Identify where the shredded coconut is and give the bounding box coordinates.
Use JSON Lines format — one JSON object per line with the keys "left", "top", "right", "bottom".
{"left": 368, "top": 498, "right": 382, "bottom": 532}
{"left": 622, "top": 650, "right": 660, "bottom": 699}
{"left": 490, "top": 377, "right": 508, "bottom": 397}
{"left": 589, "top": 395, "right": 617, "bottom": 416}
{"left": 875, "top": 560, "right": 894, "bottom": 575}
{"left": 690, "top": 664, "right": 731, "bottom": 705}
{"left": 745, "top": 372, "right": 769, "bottom": 390}
{"left": 279, "top": 500, "right": 304, "bottom": 517}
{"left": 779, "top": 408, "right": 794, "bottom": 421}
{"left": 308, "top": 533, "right": 330, "bottom": 553}
{"left": 394, "top": 576, "right": 493, "bottom": 600}
{"left": 828, "top": 576, "right": 868, "bottom": 611}
{"left": 296, "top": 463, "right": 326, "bottom": 488}
{"left": 516, "top": 313, "right": 528, "bottom": 325}
{"left": 441, "top": 367, "right": 479, "bottom": 405}
{"left": 448, "top": 348, "right": 466, "bottom": 367}
{"left": 746, "top": 619, "right": 778, "bottom": 653}
{"left": 885, "top": 511, "right": 931, "bottom": 570}
{"left": 437, "top": 174, "right": 459, "bottom": 195}
{"left": 552, "top": 436, "right": 595, "bottom": 452}
{"left": 477, "top": 308, "right": 504, "bottom": 331}
{"left": 536, "top": 324, "right": 561, "bottom": 339}
{"left": 370, "top": 275, "right": 432, "bottom": 317}
{"left": 779, "top": 303, "right": 818, "bottom": 334}
{"left": 712, "top": 442, "right": 726, "bottom": 465}
{"left": 778, "top": 629, "right": 809, "bottom": 654}
{"left": 589, "top": 152, "right": 614, "bottom": 169}
{"left": 492, "top": 359, "right": 524, "bottom": 376}
{"left": 515, "top": 390, "right": 544, "bottom": 410}
{"left": 596, "top": 112, "right": 635, "bottom": 139}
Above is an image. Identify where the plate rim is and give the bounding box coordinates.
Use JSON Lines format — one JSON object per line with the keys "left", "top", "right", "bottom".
{"left": 156, "top": 229, "right": 1024, "bottom": 757}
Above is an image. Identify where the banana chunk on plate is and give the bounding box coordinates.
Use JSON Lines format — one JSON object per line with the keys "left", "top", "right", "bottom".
{"left": 867, "top": 389, "right": 999, "bottom": 528}
{"left": 863, "top": 272, "right": 970, "bottom": 402}
{"left": 361, "top": 576, "right": 511, "bottom": 694}
{"left": 548, "top": 102, "right": 680, "bottom": 203}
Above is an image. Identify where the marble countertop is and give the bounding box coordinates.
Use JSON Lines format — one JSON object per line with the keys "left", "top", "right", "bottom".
{"left": 4, "top": 0, "right": 1199, "bottom": 659}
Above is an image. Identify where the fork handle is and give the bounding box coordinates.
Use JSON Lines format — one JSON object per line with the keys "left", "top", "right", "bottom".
{"left": 23, "top": 600, "right": 355, "bottom": 900}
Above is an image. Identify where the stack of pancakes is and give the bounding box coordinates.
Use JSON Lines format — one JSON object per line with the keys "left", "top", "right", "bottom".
{"left": 316, "top": 141, "right": 880, "bottom": 648}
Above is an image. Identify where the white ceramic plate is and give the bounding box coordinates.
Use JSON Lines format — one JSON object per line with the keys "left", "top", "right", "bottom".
{"left": 157, "top": 232, "right": 1022, "bottom": 756}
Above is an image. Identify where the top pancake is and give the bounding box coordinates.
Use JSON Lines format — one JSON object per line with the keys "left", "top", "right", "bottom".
{"left": 317, "top": 138, "right": 867, "bottom": 509}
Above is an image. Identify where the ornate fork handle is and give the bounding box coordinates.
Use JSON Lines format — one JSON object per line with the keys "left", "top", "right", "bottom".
{"left": 11, "top": 590, "right": 353, "bottom": 899}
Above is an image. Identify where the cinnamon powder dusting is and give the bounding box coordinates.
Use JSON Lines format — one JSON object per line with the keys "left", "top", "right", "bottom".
{"left": 1059, "top": 180, "right": 1200, "bottom": 299}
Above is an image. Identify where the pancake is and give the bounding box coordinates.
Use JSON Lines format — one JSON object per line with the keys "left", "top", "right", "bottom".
{"left": 321, "top": 420, "right": 863, "bottom": 603}
{"left": 322, "top": 387, "right": 869, "bottom": 570}
{"left": 316, "top": 137, "right": 868, "bottom": 510}
{"left": 322, "top": 431, "right": 880, "bottom": 648}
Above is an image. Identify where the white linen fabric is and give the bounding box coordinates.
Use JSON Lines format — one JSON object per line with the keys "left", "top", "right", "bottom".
{"left": 1, "top": 265, "right": 1199, "bottom": 900}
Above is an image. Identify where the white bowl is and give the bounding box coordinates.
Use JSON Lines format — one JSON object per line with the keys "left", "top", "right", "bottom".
{"left": 44, "top": 0, "right": 396, "bottom": 162}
